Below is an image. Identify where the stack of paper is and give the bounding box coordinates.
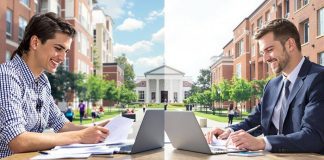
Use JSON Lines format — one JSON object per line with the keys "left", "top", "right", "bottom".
{"left": 31, "top": 116, "right": 134, "bottom": 159}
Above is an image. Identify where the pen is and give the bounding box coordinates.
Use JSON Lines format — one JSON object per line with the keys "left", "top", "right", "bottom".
{"left": 225, "top": 125, "right": 261, "bottom": 148}
{"left": 38, "top": 151, "right": 49, "bottom": 155}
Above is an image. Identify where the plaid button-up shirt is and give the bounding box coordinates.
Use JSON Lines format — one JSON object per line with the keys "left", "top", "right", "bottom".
{"left": 0, "top": 55, "right": 68, "bottom": 158}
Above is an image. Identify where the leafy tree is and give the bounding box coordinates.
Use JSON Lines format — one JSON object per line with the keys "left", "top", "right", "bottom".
{"left": 189, "top": 69, "right": 211, "bottom": 96}
{"left": 76, "top": 75, "right": 108, "bottom": 103}
{"left": 115, "top": 54, "right": 136, "bottom": 90}
{"left": 218, "top": 79, "right": 231, "bottom": 102}
{"left": 104, "top": 80, "right": 118, "bottom": 102}
{"left": 251, "top": 79, "right": 268, "bottom": 99}
{"left": 46, "top": 66, "right": 84, "bottom": 101}
{"left": 196, "top": 69, "right": 211, "bottom": 91}
{"left": 230, "top": 77, "right": 252, "bottom": 112}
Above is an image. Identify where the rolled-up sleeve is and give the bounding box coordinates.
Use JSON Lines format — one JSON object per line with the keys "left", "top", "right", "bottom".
{"left": 46, "top": 92, "right": 69, "bottom": 132}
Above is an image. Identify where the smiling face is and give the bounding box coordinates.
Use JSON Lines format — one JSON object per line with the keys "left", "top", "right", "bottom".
{"left": 258, "top": 32, "right": 290, "bottom": 74}
{"left": 33, "top": 33, "right": 72, "bottom": 74}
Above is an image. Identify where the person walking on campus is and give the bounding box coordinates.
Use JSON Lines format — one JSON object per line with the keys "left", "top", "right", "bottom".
{"left": 228, "top": 104, "right": 235, "bottom": 126}
{"left": 78, "top": 100, "right": 86, "bottom": 125}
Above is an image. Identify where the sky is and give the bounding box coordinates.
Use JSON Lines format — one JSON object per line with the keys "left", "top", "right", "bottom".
{"left": 97, "top": 0, "right": 264, "bottom": 80}
{"left": 96, "top": 0, "right": 164, "bottom": 77}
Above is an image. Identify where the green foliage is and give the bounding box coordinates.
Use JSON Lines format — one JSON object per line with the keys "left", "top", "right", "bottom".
{"left": 169, "top": 103, "right": 184, "bottom": 107}
{"left": 117, "top": 85, "right": 137, "bottom": 104}
{"left": 104, "top": 80, "right": 118, "bottom": 101}
{"left": 76, "top": 75, "right": 109, "bottom": 103}
{"left": 230, "top": 77, "right": 252, "bottom": 104}
{"left": 218, "top": 79, "right": 231, "bottom": 101}
{"left": 189, "top": 69, "right": 211, "bottom": 96}
{"left": 115, "top": 54, "right": 136, "bottom": 90}
{"left": 46, "top": 66, "right": 84, "bottom": 101}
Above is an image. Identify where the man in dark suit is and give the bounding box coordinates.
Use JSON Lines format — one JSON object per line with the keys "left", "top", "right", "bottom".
{"left": 206, "top": 19, "right": 324, "bottom": 153}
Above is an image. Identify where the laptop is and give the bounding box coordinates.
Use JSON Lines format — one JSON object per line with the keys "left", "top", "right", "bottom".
{"left": 116, "top": 110, "right": 164, "bottom": 154}
{"left": 165, "top": 111, "right": 243, "bottom": 154}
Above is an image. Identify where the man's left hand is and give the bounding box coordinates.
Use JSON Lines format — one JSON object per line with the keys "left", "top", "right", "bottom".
{"left": 228, "top": 130, "right": 265, "bottom": 151}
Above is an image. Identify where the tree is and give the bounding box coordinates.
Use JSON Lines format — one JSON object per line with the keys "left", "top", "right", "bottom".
{"left": 196, "top": 69, "right": 211, "bottom": 91}
{"left": 76, "top": 75, "right": 108, "bottom": 103}
{"left": 230, "top": 77, "right": 252, "bottom": 113}
{"left": 115, "top": 54, "right": 136, "bottom": 90}
{"left": 218, "top": 79, "right": 231, "bottom": 103}
{"left": 46, "top": 66, "right": 84, "bottom": 101}
{"left": 189, "top": 69, "right": 211, "bottom": 96}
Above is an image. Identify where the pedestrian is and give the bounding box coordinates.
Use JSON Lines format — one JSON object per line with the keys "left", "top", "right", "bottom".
{"left": 164, "top": 99, "right": 168, "bottom": 110}
{"left": 65, "top": 102, "right": 74, "bottom": 122}
{"left": 142, "top": 103, "right": 146, "bottom": 112}
{"left": 228, "top": 104, "right": 235, "bottom": 126}
{"left": 78, "top": 100, "right": 86, "bottom": 125}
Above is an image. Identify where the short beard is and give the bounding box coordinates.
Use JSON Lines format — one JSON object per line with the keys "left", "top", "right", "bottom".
{"left": 274, "top": 48, "right": 289, "bottom": 74}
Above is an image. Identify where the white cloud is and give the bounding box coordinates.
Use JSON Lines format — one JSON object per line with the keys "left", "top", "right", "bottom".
{"left": 152, "top": 28, "right": 164, "bottom": 43}
{"left": 116, "top": 18, "right": 145, "bottom": 31}
{"left": 128, "top": 11, "right": 135, "bottom": 17}
{"left": 135, "top": 55, "right": 164, "bottom": 68}
{"left": 126, "top": 2, "right": 134, "bottom": 9}
{"left": 165, "top": 0, "right": 264, "bottom": 80}
{"left": 97, "top": 0, "right": 127, "bottom": 19}
{"left": 146, "top": 9, "right": 164, "bottom": 21}
{"left": 114, "top": 40, "right": 153, "bottom": 55}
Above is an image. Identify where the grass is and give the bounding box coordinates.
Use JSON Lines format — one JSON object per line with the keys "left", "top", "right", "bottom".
{"left": 72, "top": 109, "right": 122, "bottom": 125}
{"left": 193, "top": 110, "right": 249, "bottom": 123}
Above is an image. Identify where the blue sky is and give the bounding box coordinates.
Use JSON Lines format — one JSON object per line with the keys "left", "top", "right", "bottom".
{"left": 96, "top": 0, "right": 264, "bottom": 80}
{"left": 96, "top": 0, "right": 164, "bottom": 76}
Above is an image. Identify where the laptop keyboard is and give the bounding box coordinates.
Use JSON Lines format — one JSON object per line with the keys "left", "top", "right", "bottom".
{"left": 210, "top": 146, "right": 242, "bottom": 154}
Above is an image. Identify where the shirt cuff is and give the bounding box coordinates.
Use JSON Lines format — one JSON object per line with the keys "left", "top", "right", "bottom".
{"left": 227, "top": 127, "right": 234, "bottom": 133}
{"left": 263, "top": 137, "right": 272, "bottom": 151}
{"left": 2, "top": 124, "right": 26, "bottom": 145}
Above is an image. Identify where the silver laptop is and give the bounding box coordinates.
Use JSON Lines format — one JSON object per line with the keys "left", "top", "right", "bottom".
{"left": 117, "top": 110, "right": 164, "bottom": 154}
{"left": 165, "top": 111, "right": 242, "bottom": 154}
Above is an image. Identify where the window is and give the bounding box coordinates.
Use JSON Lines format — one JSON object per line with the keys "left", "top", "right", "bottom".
{"left": 236, "top": 39, "right": 244, "bottom": 57}
{"left": 295, "top": 0, "right": 309, "bottom": 11}
{"left": 302, "top": 20, "right": 309, "bottom": 43}
{"left": 6, "top": 9, "right": 13, "bottom": 39}
{"left": 319, "top": 52, "right": 324, "bottom": 66}
{"left": 251, "top": 44, "right": 255, "bottom": 57}
{"left": 173, "top": 92, "right": 178, "bottom": 102}
{"left": 138, "top": 91, "right": 145, "bottom": 102}
{"left": 257, "top": 17, "right": 263, "bottom": 29}
{"left": 18, "top": 17, "right": 28, "bottom": 42}
{"left": 251, "top": 24, "right": 255, "bottom": 37}
{"left": 318, "top": 8, "right": 324, "bottom": 36}
{"left": 63, "top": 57, "right": 69, "bottom": 71}
{"left": 285, "top": 0, "right": 289, "bottom": 18}
{"left": 236, "top": 63, "right": 242, "bottom": 78}
{"left": 265, "top": 11, "right": 271, "bottom": 22}
{"left": 6, "top": 51, "right": 11, "bottom": 62}
{"left": 20, "top": 0, "right": 29, "bottom": 6}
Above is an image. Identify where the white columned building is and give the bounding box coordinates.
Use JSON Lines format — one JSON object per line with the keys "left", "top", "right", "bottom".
{"left": 135, "top": 65, "right": 192, "bottom": 103}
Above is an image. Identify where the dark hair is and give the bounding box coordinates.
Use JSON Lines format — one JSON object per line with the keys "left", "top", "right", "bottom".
{"left": 254, "top": 19, "right": 301, "bottom": 51}
{"left": 229, "top": 104, "right": 234, "bottom": 110}
{"left": 11, "top": 12, "right": 76, "bottom": 59}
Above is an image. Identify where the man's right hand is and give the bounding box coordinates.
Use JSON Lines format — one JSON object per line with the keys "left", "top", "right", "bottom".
{"left": 78, "top": 126, "right": 109, "bottom": 144}
{"left": 205, "top": 128, "right": 231, "bottom": 144}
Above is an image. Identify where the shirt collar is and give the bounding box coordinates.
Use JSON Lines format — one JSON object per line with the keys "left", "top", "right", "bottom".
{"left": 282, "top": 57, "right": 305, "bottom": 87}
{"left": 12, "top": 55, "right": 47, "bottom": 86}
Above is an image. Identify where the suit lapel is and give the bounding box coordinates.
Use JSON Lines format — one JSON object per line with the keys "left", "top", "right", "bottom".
{"left": 264, "top": 77, "right": 283, "bottom": 132}
{"left": 281, "top": 58, "right": 311, "bottom": 128}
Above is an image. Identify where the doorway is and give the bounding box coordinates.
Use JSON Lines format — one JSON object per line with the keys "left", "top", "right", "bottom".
{"left": 161, "top": 91, "right": 168, "bottom": 103}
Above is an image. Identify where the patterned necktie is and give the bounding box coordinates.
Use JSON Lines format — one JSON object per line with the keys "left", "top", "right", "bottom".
{"left": 279, "top": 79, "right": 291, "bottom": 134}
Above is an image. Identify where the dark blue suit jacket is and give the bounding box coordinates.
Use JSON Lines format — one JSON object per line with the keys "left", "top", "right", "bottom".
{"left": 231, "top": 58, "right": 324, "bottom": 153}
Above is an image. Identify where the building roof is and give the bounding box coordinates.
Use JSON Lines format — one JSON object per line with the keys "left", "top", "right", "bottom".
{"left": 144, "top": 65, "right": 185, "bottom": 76}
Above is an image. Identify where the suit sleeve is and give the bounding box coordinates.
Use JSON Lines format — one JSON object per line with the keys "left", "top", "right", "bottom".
{"left": 229, "top": 81, "right": 270, "bottom": 137}
{"left": 267, "top": 72, "right": 324, "bottom": 153}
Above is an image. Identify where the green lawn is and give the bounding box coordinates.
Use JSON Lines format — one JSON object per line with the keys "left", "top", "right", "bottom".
{"left": 194, "top": 110, "right": 249, "bottom": 123}
{"left": 72, "top": 109, "right": 122, "bottom": 125}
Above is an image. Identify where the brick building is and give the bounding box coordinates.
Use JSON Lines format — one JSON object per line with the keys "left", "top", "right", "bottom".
{"left": 211, "top": 0, "right": 324, "bottom": 111}
{"left": 102, "top": 63, "right": 124, "bottom": 106}
{"left": 0, "top": 0, "right": 38, "bottom": 63}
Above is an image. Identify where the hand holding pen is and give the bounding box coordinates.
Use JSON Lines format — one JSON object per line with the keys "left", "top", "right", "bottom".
{"left": 225, "top": 125, "right": 261, "bottom": 149}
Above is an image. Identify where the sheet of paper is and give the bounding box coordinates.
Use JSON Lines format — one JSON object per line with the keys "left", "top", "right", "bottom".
{"left": 104, "top": 116, "right": 134, "bottom": 144}
{"left": 31, "top": 153, "right": 91, "bottom": 160}
{"left": 54, "top": 142, "right": 108, "bottom": 149}
{"left": 48, "top": 146, "right": 115, "bottom": 155}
